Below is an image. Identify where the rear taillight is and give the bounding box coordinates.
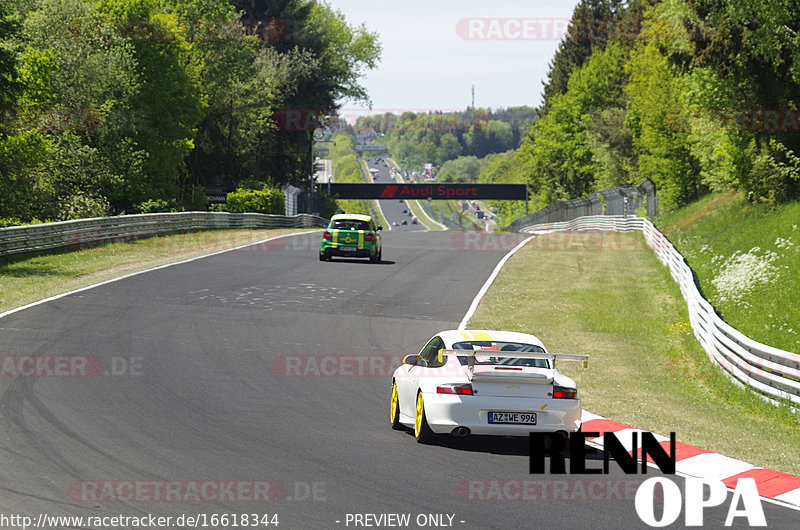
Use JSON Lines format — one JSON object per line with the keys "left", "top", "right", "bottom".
{"left": 553, "top": 386, "right": 577, "bottom": 399}
{"left": 322, "top": 231, "right": 332, "bottom": 240}
{"left": 364, "top": 232, "right": 375, "bottom": 242}
{"left": 437, "top": 384, "right": 474, "bottom": 396}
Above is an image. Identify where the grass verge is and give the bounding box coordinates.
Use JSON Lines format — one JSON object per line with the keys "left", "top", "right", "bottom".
{"left": 466, "top": 231, "right": 800, "bottom": 474}
{"left": 0, "top": 228, "right": 313, "bottom": 314}
{"left": 655, "top": 191, "right": 800, "bottom": 354}
{"left": 429, "top": 200, "right": 483, "bottom": 230}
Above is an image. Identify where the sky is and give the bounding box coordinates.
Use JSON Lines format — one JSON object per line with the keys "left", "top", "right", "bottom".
{"left": 328, "top": 0, "right": 582, "bottom": 121}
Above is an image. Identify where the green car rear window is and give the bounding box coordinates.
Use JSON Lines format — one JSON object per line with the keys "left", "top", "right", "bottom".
{"left": 331, "top": 220, "right": 371, "bottom": 231}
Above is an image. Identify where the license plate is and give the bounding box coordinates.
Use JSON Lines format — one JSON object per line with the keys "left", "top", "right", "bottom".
{"left": 488, "top": 411, "right": 537, "bottom": 425}
{"left": 339, "top": 246, "right": 357, "bottom": 251}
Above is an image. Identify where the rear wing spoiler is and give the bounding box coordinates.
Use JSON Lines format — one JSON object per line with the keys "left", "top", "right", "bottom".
{"left": 438, "top": 349, "right": 588, "bottom": 374}
{"left": 439, "top": 349, "right": 587, "bottom": 361}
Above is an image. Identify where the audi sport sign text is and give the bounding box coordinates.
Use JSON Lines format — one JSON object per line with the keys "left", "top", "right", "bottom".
{"left": 326, "top": 183, "right": 527, "bottom": 200}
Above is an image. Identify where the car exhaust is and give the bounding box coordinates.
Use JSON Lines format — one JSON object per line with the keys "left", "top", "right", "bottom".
{"left": 452, "top": 427, "right": 471, "bottom": 437}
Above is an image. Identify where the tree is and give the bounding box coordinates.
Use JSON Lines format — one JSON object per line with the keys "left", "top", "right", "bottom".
{"left": 586, "top": 107, "right": 637, "bottom": 189}
{"left": 539, "top": 0, "right": 623, "bottom": 114}
{"left": 0, "top": 2, "right": 21, "bottom": 112}
{"left": 436, "top": 133, "right": 461, "bottom": 163}
{"left": 684, "top": 0, "right": 800, "bottom": 202}
{"left": 625, "top": 31, "right": 700, "bottom": 209}
{"left": 1, "top": 0, "right": 383, "bottom": 222}
{"left": 517, "top": 42, "right": 631, "bottom": 206}
{"left": 438, "top": 156, "right": 481, "bottom": 183}
{"left": 0, "top": 1, "right": 50, "bottom": 222}
{"left": 14, "top": 0, "right": 148, "bottom": 218}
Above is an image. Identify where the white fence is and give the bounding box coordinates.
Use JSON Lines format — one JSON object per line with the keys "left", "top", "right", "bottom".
{"left": 520, "top": 215, "right": 800, "bottom": 407}
{"left": 0, "top": 212, "right": 328, "bottom": 257}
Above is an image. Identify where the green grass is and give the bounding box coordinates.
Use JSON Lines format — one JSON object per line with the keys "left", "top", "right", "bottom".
{"left": 428, "top": 200, "right": 482, "bottom": 230}
{"left": 0, "top": 229, "right": 311, "bottom": 314}
{"left": 372, "top": 201, "right": 390, "bottom": 231}
{"left": 655, "top": 191, "right": 800, "bottom": 354}
{"left": 467, "top": 231, "right": 800, "bottom": 474}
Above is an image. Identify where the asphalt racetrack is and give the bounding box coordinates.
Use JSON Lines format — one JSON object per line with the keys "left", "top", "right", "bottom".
{"left": 364, "top": 156, "right": 426, "bottom": 232}
{"left": 0, "top": 230, "right": 797, "bottom": 528}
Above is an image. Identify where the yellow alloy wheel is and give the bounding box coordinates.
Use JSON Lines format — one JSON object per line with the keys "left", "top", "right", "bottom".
{"left": 390, "top": 384, "right": 398, "bottom": 422}
{"left": 414, "top": 393, "right": 424, "bottom": 437}
{"left": 414, "top": 392, "right": 435, "bottom": 443}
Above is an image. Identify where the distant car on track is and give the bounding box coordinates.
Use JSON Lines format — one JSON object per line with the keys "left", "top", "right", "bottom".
{"left": 320, "top": 214, "right": 382, "bottom": 263}
{"left": 389, "top": 330, "right": 587, "bottom": 443}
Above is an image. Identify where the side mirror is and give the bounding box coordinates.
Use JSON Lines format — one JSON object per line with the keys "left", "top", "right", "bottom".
{"left": 402, "top": 354, "right": 426, "bottom": 367}
{"left": 377, "top": 225, "right": 383, "bottom": 231}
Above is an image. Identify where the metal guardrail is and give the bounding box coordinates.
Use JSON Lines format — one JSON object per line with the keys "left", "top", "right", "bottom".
{"left": 519, "top": 215, "right": 800, "bottom": 407}
{"left": 0, "top": 212, "right": 328, "bottom": 257}
{"left": 502, "top": 179, "right": 658, "bottom": 232}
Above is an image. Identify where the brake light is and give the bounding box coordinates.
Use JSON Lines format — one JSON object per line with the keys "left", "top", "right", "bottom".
{"left": 364, "top": 231, "right": 375, "bottom": 242}
{"left": 322, "top": 231, "right": 332, "bottom": 240}
{"left": 553, "top": 386, "right": 577, "bottom": 399}
{"left": 437, "top": 384, "right": 474, "bottom": 396}
{"left": 494, "top": 366, "right": 522, "bottom": 371}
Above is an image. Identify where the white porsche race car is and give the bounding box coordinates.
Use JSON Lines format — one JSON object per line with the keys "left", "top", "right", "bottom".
{"left": 389, "top": 330, "right": 587, "bottom": 443}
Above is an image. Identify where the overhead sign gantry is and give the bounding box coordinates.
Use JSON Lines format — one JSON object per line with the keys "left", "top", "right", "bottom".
{"left": 325, "top": 183, "right": 527, "bottom": 201}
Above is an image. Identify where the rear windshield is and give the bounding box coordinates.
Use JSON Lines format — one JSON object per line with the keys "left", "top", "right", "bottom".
{"left": 452, "top": 341, "right": 549, "bottom": 369}
{"left": 330, "top": 220, "right": 370, "bottom": 231}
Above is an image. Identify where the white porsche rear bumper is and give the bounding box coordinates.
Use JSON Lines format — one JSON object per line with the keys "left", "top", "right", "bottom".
{"left": 417, "top": 392, "right": 582, "bottom": 436}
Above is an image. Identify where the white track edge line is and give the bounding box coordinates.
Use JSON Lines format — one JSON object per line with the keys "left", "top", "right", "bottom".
{"left": 457, "top": 235, "right": 534, "bottom": 330}
{"left": 413, "top": 199, "right": 447, "bottom": 231}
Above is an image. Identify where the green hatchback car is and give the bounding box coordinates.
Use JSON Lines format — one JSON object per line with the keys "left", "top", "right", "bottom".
{"left": 319, "top": 214, "right": 383, "bottom": 263}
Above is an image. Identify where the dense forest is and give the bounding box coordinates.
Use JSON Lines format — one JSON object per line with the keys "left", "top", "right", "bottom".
{"left": 353, "top": 107, "right": 537, "bottom": 169}
{"left": 4, "top": 0, "right": 799, "bottom": 227}
{"left": 483, "top": 0, "right": 800, "bottom": 226}
{"left": 0, "top": 0, "right": 380, "bottom": 224}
